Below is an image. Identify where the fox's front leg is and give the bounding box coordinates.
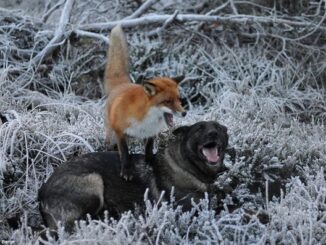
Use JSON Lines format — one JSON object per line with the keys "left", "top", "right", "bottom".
{"left": 105, "top": 123, "right": 117, "bottom": 150}
{"left": 117, "top": 135, "right": 133, "bottom": 181}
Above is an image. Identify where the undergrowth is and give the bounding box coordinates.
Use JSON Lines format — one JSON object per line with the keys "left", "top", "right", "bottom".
{"left": 0, "top": 0, "right": 325, "bottom": 244}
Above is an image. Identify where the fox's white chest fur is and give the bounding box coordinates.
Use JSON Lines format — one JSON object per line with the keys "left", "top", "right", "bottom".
{"left": 125, "top": 106, "right": 170, "bottom": 139}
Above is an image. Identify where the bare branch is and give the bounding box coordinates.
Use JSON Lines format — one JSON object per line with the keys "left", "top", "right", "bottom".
{"left": 41, "top": 0, "right": 65, "bottom": 23}
{"left": 205, "top": 1, "right": 230, "bottom": 16}
{"left": 124, "top": 0, "right": 159, "bottom": 20}
{"left": 79, "top": 13, "right": 326, "bottom": 32}
{"left": 73, "top": 29, "right": 109, "bottom": 44}
{"left": 229, "top": 0, "right": 239, "bottom": 15}
{"left": 294, "top": 8, "right": 326, "bottom": 41}
{"left": 148, "top": 10, "right": 179, "bottom": 37}
{"left": 30, "top": 0, "right": 75, "bottom": 67}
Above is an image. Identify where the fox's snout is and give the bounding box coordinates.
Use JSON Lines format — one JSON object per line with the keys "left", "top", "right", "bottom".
{"left": 173, "top": 102, "right": 186, "bottom": 117}
{"left": 174, "top": 110, "right": 187, "bottom": 117}
{"left": 175, "top": 110, "right": 187, "bottom": 117}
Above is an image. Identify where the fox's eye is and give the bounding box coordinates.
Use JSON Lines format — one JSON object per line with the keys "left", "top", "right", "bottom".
{"left": 165, "top": 100, "right": 173, "bottom": 104}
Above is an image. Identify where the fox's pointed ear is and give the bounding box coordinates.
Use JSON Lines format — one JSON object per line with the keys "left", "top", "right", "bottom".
{"left": 171, "top": 75, "right": 185, "bottom": 84}
{"left": 143, "top": 82, "right": 156, "bottom": 96}
{"left": 172, "top": 125, "right": 189, "bottom": 136}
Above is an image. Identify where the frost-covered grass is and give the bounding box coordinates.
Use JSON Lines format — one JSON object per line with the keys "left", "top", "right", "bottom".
{"left": 1, "top": 0, "right": 326, "bottom": 244}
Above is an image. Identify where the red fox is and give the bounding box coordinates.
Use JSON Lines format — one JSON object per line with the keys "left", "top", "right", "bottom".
{"left": 104, "top": 25, "right": 186, "bottom": 180}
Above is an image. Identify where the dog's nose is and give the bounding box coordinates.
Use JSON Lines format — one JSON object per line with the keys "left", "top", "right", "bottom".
{"left": 208, "top": 131, "right": 218, "bottom": 138}
{"left": 181, "top": 111, "right": 187, "bottom": 117}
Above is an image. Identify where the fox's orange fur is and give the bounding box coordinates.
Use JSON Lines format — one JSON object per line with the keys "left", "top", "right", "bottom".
{"left": 104, "top": 25, "right": 185, "bottom": 180}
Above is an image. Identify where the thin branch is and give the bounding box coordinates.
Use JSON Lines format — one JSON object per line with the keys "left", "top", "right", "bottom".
{"left": 124, "top": 0, "right": 159, "bottom": 20}
{"left": 234, "top": 1, "right": 277, "bottom": 13}
{"left": 0, "top": 7, "right": 20, "bottom": 13}
{"left": 73, "top": 29, "right": 109, "bottom": 44}
{"left": 148, "top": 10, "right": 179, "bottom": 37}
{"left": 229, "top": 0, "right": 239, "bottom": 15}
{"left": 43, "top": 0, "right": 52, "bottom": 13}
{"left": 41, "top": 0, "right": 65, "bottom": 23}
{"left": 196, "top": 1, "right": 230, "bottom": 30}
{"left": 30, "top": 0, "right": 75, "bottom": 67}
{"left": 294, "top": 8, "right": 326, "bottom": 41}
{"left": 55, "top": 0, "right": 74, "bottom": 38}
{"left": 205, "top": 1, "right": 230, "bottom": 16}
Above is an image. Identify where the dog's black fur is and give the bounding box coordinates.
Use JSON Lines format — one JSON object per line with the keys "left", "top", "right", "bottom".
{"left": 38, "top": 121, "right": 228, "bottom": 232}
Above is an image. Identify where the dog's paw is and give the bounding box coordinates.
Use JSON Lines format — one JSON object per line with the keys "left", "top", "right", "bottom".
{"left": 120, "top": 167, "right": 134, "bottom": 181}
{"left": 106, "top": 143, "right": 118, "bottom": 151}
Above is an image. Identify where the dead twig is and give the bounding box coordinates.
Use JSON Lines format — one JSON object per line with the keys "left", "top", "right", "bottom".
{"left": 229, "top": 0, "right": 239, "bottom": 15}
{"left": 124, "top": 0, "right": 159, "bottom": 20}
{"left": 148, "top": 10, "right": 179, "bottom": 37}
{"left": 73, "top": 29, "right": 109, "bottom": 44}
{"left": 29, "top": 0, "right": 75, "bottom": 67}
{"left": 41, "top": 0, "right": 65, "bottom": 23}
{"left": 205, "top": 1, "right": 230, "bottom": 16}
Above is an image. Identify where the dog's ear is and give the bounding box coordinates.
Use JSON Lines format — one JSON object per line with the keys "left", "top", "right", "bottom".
{"left": 220, "top": 125, "right": 228, "bottom": 133}
{"left": 218, "top": 124, "right": 229, "bottom": 147}
{"left": 172, "top": 125, "right": 189, "bottom": 136}
{"left": 143, "top": 82, "right": 156, "bottom": 96}
{"left": 171, "top": 75, "right": 185, "bottom": 84}
{"left": 215, "top": 122, "right": 227, "bottom": 134}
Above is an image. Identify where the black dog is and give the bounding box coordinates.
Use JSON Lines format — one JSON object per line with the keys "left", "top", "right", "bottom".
{"left": 38, "top": 121, "right": 228, "bottom": 232}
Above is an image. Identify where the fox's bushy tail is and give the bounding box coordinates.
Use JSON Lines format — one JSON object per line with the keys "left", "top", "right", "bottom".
{"left": 104, "top": 25, "right": 131, "bottom": 95}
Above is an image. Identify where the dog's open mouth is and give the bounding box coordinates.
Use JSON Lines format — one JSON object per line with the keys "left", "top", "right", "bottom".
{"left": 200, "top": 142, "right": 220, "bottom": 165}
{"left": 164, "top": 112, "right": 174, "bottom": 127}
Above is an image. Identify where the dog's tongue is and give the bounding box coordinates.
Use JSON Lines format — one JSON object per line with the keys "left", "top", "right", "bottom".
{"left": 202, "top": 147, "right": 219, "bottom": 163}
